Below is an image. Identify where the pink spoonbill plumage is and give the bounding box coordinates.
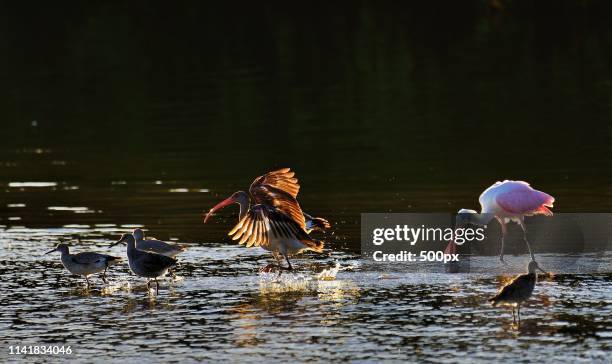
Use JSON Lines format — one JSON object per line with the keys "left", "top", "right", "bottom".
{"left": 452, "top": 180, "right": 554, "bottom": 262}
{"left": 203, "top": 168, "right": 330, "bottom": 272}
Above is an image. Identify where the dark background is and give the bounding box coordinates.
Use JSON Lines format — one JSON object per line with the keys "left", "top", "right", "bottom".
{"left": 1, "top": 0, "right": 612, "bottom": 251}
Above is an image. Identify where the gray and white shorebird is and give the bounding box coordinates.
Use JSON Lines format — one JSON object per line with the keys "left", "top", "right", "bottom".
{"left": 490, "top": 260, "right": 547, "bottom": 324}
{"left": 132, "top": 228, "right": 186, "bottom": 257}
{"left": 110, "top": 233, "right": 177, "bottom": 293}
{"left": 45, "top": 243, "right": 121, "bottom": 286}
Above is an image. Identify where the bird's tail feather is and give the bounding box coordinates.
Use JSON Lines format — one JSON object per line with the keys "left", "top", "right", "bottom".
{"left": 302, "top": 238, "right": 324, "bottom": 253}
{"left": 306, "top": 216, "right": 331, "bottom": 232}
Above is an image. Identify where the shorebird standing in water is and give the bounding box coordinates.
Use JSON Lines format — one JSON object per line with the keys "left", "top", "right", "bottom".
{"left": 132, "top": 228, "right": 186, "bottom": 257}
{"left": 132, "top": 228, "right": 185, "bottom": 278}
{"left": 490, "top": 260, "right": 547, "bottom": 324}
{"left": 45, "top": 243, "right": 121, "bottom": 287}
{"left": 454, "top": 180, "right": 554, "bottom": 262}
{"left": 110, "top": 234, "right": 177, "bottom": 293}
{"left": 203, "top": 168, "right": 330, "bottom": 273}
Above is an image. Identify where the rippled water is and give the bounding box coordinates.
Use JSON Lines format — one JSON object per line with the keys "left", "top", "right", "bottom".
{"left": 1, "top": 227, "right": 610, "bottom": 362}
{"left": 2, "top": 1, "right": 612, "bottom": 362}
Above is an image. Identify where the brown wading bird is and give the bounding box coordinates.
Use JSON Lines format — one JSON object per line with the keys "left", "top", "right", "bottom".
{"left": 490, "top": 260, "right": 547, "bottom": 324}
{"left": 203, "top": 168, "right": 330, "bottom": 272}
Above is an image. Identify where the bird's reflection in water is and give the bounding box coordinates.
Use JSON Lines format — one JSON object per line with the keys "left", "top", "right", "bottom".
{"left": 65, "top": 285, "right": 93, "bottom": 297}
{"left": 227, "top": 275, "right": 362, "bottom": 348}
{"left": 122, "top": 293, "right": 176, "bottom": 313}
{"left": 228, "top": 285, "right": 308, "bottom": 348}
{"left": 62, "top": 282, "right": 125, "bottom": 297}
{"left": 316, "top": 280, "right": 361, "bottom": 304}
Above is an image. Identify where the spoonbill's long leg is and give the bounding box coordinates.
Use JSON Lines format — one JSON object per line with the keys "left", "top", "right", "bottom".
{"left": 497, "top": 217, "right": 508, "bottom": 262}
{"left": 518, "top": 219, "right": 536, "bottom": 261}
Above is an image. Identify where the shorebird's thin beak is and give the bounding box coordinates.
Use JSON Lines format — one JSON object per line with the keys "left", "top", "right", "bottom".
{"left": 203, "top": 197, "right": 235, "bottom": 223}
{"left": 109, "top": 237, "right": 125, "bottom": 247}
{"left": 538, "top": 266, "right": 548, "bottom": 274}
{"left": 44, "top": 248, "right": 57, "bottom": 255}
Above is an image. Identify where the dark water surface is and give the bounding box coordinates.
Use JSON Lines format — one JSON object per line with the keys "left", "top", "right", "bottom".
{"left": 1, "top": 230, "right": 611, "bottom": 362}
{"left": 1, "top": 1, "right": 612, "bottom": 362}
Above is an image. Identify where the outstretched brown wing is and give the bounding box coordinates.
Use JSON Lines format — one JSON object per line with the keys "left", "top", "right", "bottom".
{"left": 227, "top": 204, "right": 322, "bottom": 252}
{"left": 249, "top": 168, "right": 305, "bottom": 229}
{"left": 250, "top": 168, "right": 300, "bottom": 198}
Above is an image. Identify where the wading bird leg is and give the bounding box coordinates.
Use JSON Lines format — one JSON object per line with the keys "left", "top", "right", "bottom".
{"left": 518, "top": 220, "right": 536, "bottom": 261}
{"left": 85, "top": 275, "right": 91, "bottom": 288}
{"left": 274, "top": 252, "right": 282, "bottom": 268}
{"left": 102, "top": 266, "right": 109, "bottom": 284}
{"left": 260, "top": 253, "right": 281, "bottom": 273}
{"left": 283, "top": 254, "right": 293, "bottom": 271}
{"left": 147, "top": 279, "right": 151, "bottom": 291}
{"left": 512, "top": 306, "right": 516, "bottom": 323}
{"left": 274, "top": 253, "right": 284, "bottom": 278}
{"left": 498, "top": 219, "right": 507, "bottom": 263}
{"left": 517, "top": 304, "right": 521, "bottom": 324}
{"left": 155, "top": 278, "right": 159, "bottom": 294}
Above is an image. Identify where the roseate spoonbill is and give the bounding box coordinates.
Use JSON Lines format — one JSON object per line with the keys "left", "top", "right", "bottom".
{"left": 203, "top": 168, "right": 329, "bottom": 272}
{"left": 132, "top": 228, "right": 186, "bottom": 257}
{"left": 490, "top": 260, "right": 547, "bottom": 324}
{"left": 111, "top": 234, "right": 177, "bottom": 293}
{"left": 45, "top": 243, "right": 121, "bottom": 286}
{"left": 455, "top": 180, "right": 554, "bottom": 262}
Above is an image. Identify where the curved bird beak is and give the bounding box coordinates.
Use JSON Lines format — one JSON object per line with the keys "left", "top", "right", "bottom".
{"left": 44, "top": 248, "right": 57, "bottom": 255}
{"left": 109, "top": 236, "right": 125, "bottom": 248}
{"left": 203, "top": 197, "right": 235, "bottom": 223}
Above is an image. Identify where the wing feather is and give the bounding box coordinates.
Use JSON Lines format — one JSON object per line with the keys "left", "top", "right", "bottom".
{"left": 72, "top": 252, "right": 108, "bottom": 264}
{"left": 491, "top": 274, "right": 531, "bottom": 303}
{"left": 492, "top": 182, "right": 555, "bottom": 215}
{"left": 249, "top": 168, "right": 306, "bottom": 229}
{"left": 247, "top": 216, "right": 259, "bottom": 248}
{"left": 229, "top": 214, "right": 248, "bottom": 235}
{"left": 227, "top": 204, "right": 321, "bottom": 251}
{"left": 249, "top": 168, "right": 300, "bottom": 198}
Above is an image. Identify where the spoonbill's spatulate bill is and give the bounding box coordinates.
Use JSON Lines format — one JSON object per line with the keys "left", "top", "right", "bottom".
{"left": 132, "top": 228, "right": 186, "bottom": 257}
{"left": 456, "top": 180, "right": 554, "bottom": 262}
{"left": 45, "top": 243, "right": 121, "bottom": 286}
{"left": 490, "top": 260, "right": 547, "bottom": 324}
{"left": 203, "top": 168, "right": 330, "bottom": 272}
{"left": 110, "top": 234, "right": 177, "bottom": 293}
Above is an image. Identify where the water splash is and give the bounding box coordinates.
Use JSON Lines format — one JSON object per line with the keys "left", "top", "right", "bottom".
{"left": 317, "top": 262, "right": 341, "bottom": 281}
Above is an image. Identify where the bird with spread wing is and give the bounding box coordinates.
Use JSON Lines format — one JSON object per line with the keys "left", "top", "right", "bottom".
{"left": 203, "top": 168, "right": 330, "bottom": 272}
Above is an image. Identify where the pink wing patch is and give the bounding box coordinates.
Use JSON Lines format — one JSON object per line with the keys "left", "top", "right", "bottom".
{"left": 496, "top": 189, "right": 555, "bottom": 215}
